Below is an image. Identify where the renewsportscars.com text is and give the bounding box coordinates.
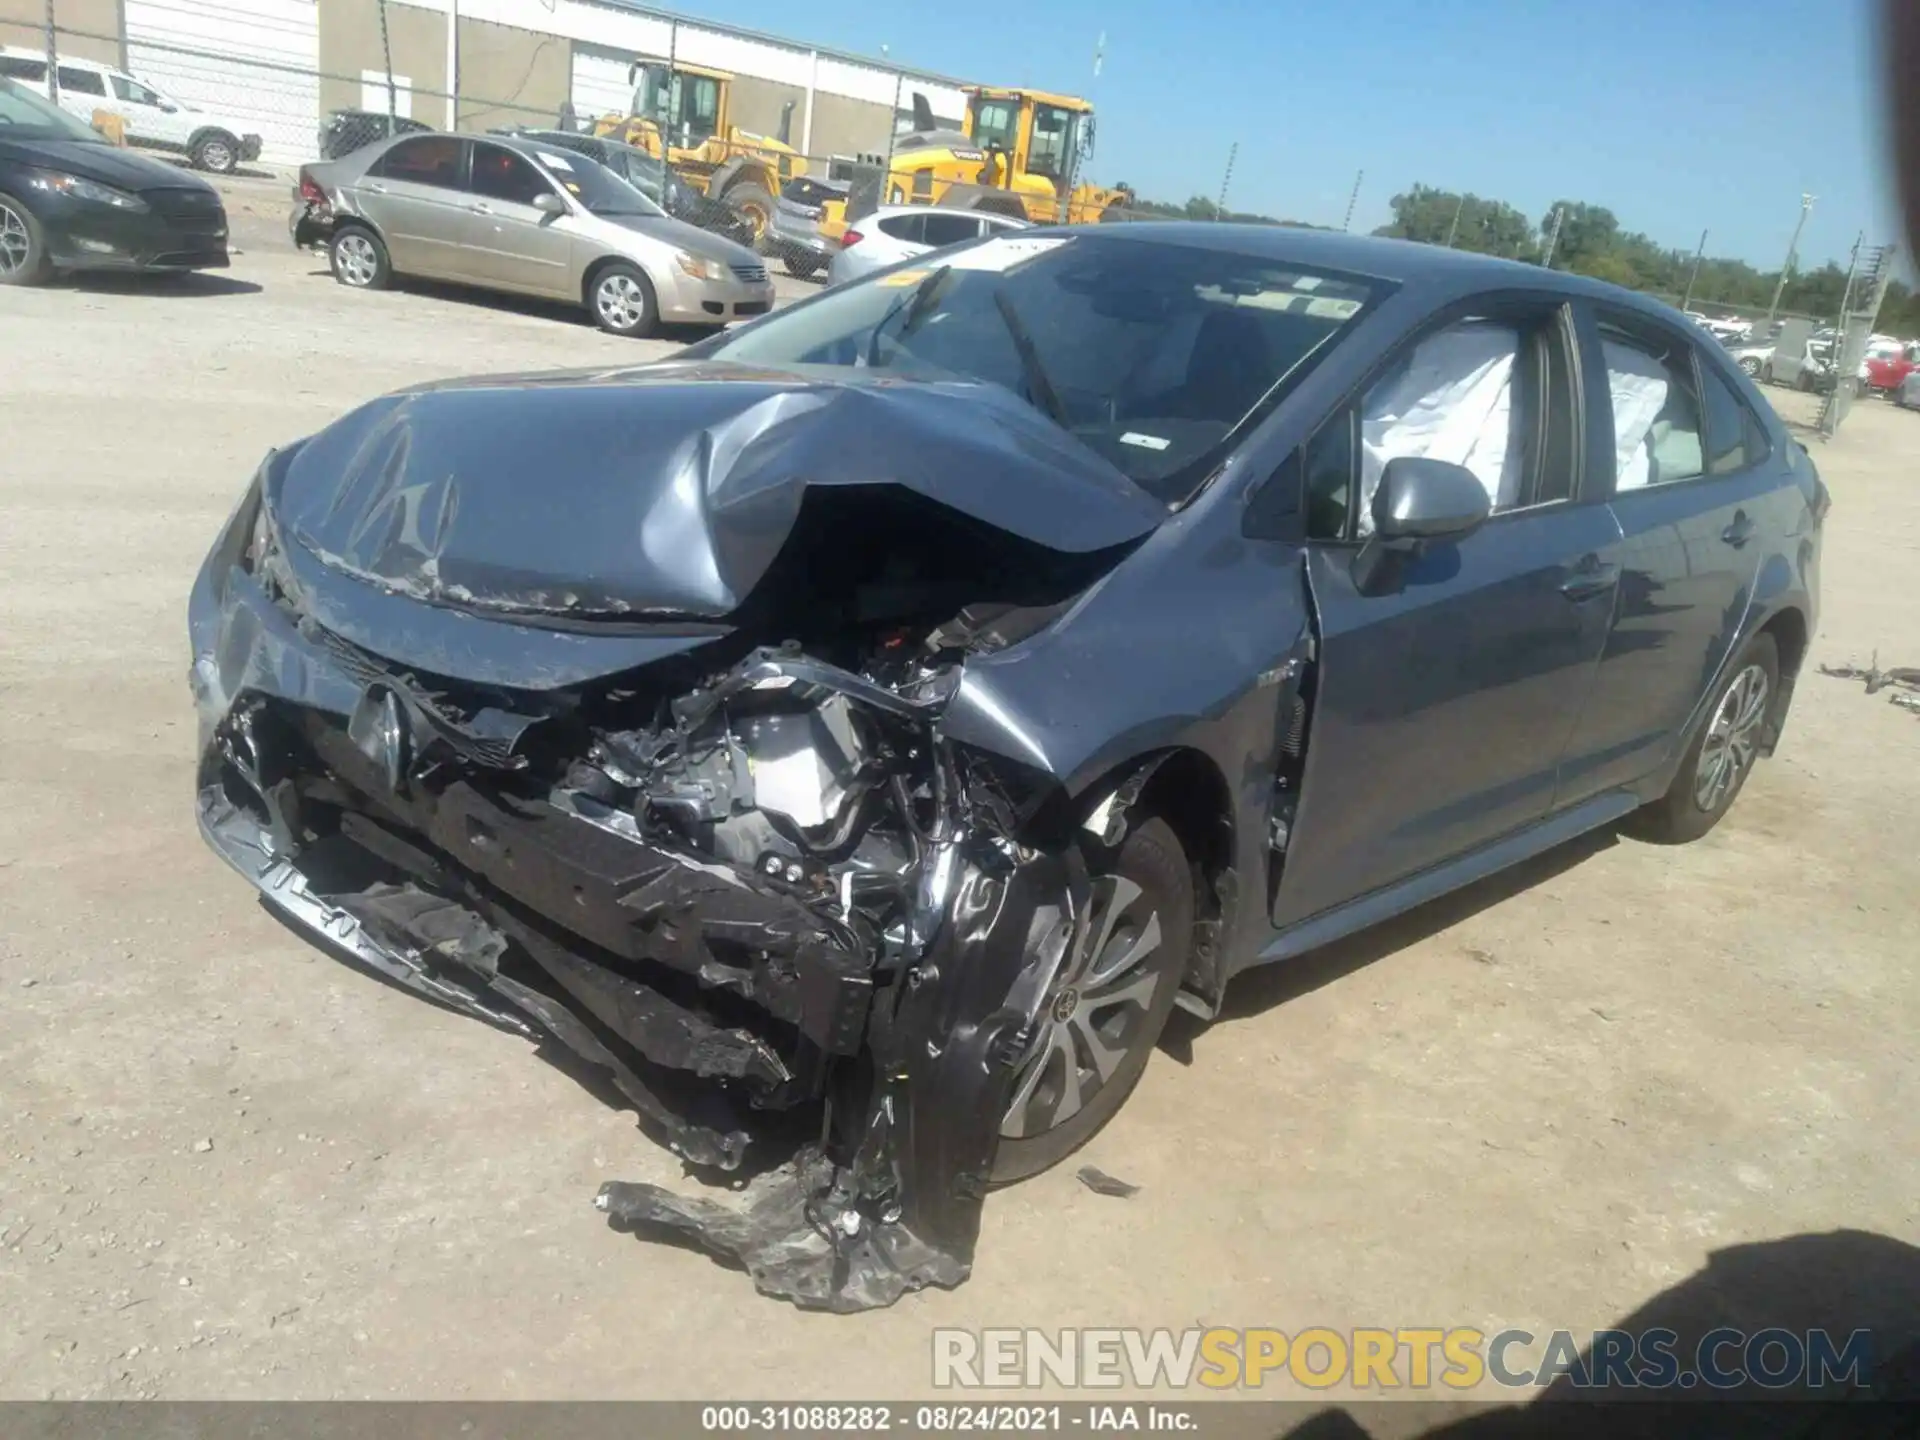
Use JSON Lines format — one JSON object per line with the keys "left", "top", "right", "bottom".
{"left": 932, "top": 1326, "right": 1874, "bottom": 1392}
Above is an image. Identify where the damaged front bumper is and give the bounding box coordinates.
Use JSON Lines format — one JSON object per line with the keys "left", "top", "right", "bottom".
{"left": 188, "top": 478, "right": 1091, "bottom": 1310}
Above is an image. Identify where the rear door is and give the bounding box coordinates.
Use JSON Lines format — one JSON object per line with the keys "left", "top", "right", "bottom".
{"left": 1553, "top": 308, "right": 1772, "bottom": 803}
{"left": 53, "top": 64, "right": 108, "bottom": 126}
{"left": 463, "top": 142, "right": 575, "bottom": 298}
{"left": 1274, "top": 296, "right": 1621, "bottom": 926}
{"left": 355, "top": 135, "right": 472, "bottom": 278}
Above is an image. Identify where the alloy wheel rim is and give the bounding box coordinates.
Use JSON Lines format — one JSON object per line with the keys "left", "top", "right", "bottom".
{"left": 336, "top": 234, "right": 376, "bottom": 286}
{"left": 1001, "top": 874, "right": 1164, "bottom": 1140}
{"left": 597, "top": 273, "right": 645, "bottom": 330}
{"left": 1695, "top": 662, "right": 1769, "bottom": 812}
{"left": 0, "top": 202, "right": 30, "bottom": 276}
{"left": 203, "top": 140, "right": 233, "bottom": 171}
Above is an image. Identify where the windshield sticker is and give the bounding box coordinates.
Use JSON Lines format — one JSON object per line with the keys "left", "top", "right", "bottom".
{"left": 1120, "top": 432, "right": 1171, "bottom": 451}
{"left": 877, "top": 269, "right": 933, "bottom": 287}
{"left": 945, "top": 236, "right": 1072, "bottom": 272}
{"left": 537, "top": 152, "right": 575, "bottom": 172}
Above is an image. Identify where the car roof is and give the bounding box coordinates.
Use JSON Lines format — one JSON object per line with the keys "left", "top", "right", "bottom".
{"left": 1041, "top": 221, "right": 1689, "bottom": 316}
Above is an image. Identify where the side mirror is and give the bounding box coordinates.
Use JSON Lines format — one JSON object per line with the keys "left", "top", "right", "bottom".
{"left": 1352, "top": 457, "right": 1490, "bottom": 595}
{"left": 1372, "top": 456, "right": 1491, "bottom": 542}
{"left": 532, "top": 192, "right": 566, "bottom": 216}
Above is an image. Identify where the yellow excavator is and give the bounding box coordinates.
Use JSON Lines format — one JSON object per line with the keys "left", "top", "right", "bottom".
{"left": 815, "top": 85, "right": 1133, "bottom": 242}
{"left": 592, "top": 57, "right": 807, "bottom": 242}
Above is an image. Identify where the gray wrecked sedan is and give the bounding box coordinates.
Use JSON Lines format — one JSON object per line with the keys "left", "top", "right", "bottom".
{"left": 189, "top": 225, "right": 1825, "bottom": 1310}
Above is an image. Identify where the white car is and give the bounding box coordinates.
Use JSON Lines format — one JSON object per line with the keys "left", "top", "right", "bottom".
{"left": 826, "top": 204, "right": 1030, "bottom": 286}
{"left": 0, "top": 47, "right": 261, "bottom": 173}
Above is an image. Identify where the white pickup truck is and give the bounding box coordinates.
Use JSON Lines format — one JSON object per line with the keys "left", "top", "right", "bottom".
{"left": 0, "top": 46, "right": 261, "bottom": 173}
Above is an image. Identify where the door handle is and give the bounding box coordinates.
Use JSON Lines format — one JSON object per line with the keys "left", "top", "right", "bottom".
{"left": 1559, "top": 557, "right": 1619, "bottom": 602}
{"left": 1722, "top": 510, "right": 1755, "bottom": 548}
{"left": 466, "top": 202, "right": 493, "bottom": 214}
{"left": 364, "top": 182, "right": 388, "bottom": 194}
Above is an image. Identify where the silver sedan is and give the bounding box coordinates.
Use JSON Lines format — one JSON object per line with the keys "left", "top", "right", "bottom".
{"left": 292, "top": 130, "right": 773, "bottom": 336}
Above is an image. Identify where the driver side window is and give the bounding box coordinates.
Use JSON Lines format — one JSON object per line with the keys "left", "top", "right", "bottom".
{"left": 1303, "top": 305, "right": 1579, "bottom": 540}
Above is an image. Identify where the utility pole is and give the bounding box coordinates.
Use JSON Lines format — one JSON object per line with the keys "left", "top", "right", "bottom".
{"left": 1342, "top": 168, "right": 1363, "bottom": 233}
{"left": 1766, "top": 192, "right": 1816, "bottom": 324}
{"left": 1679, "top": 228, "right": 1709, "bottom": 312}
{"left": 1443, "top": 192, "right": 1466, "bottom": 248}
{"left": 376, "top": 0, "right": 395, "bottom": 119}
{"left": 1539, "top": 205, "right": 1564, "bottom": 268}
{"left": 1216, "top": 141, "right": 1237, "bottom": 219}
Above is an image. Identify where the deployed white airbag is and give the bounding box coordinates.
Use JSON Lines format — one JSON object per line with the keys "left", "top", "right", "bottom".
{"left": 1600, "top": 339, "right": 1670, "bottom": 491}
{"left": 1360, "top": 322, "right": 1520, "bottom": 532}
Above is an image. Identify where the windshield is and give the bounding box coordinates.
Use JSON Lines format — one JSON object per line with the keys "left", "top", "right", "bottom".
{"left": 706, "top": 233, "right": 1380, "bottom": 503}
{"left": 0, "top": 75, "right": 101, "bottom": 142}
{"left": 1028, "top": 104, "right": 1080, "bottom": 183}
{"left": 526, "top": 144, "right": 664, "bottom": 218}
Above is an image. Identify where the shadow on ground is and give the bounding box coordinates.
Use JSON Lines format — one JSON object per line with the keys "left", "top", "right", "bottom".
{"left": 65, "top": 270, "right": 262, "bottom": 297}
{"left": 1282, "top": 1230, "right": 1920, "bottom": 1439}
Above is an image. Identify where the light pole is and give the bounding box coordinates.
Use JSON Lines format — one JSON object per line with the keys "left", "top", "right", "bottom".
{"left": 1443, "top": 193, "right": 1466, "bottom": 248}
{"left": 1766, "top": 193, "right": 1816, "bottom": 324}
{"left": 1679, "top": 228, "right": 1708, "bottom": 312}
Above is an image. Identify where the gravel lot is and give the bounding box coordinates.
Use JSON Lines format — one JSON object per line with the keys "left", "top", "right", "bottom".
{"left": 3, "top": 232, "right": 1917, "bottom": 1412}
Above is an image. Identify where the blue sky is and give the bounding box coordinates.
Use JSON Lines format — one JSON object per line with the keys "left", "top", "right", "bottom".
{"left": 703, "top": 0, "right": 1895, "bottom": 272}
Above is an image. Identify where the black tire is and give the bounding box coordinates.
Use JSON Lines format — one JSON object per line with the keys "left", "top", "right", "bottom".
{"left": 0, "top": 190, "right": 51, "bottom": 287}
{"left": 328, "top": 224, "right": 391, "bottom": 290}
{"left": 587, "top": 261, "right": 658, "bottom": 337}
{"left": 1634, "top": 633, "right": 1780, "bottom": 845}
{"left": 784, "top": 251, "right": 821, "bottom": 279}
{"left": 723, "top": 181, "right": 775, "bottom": 247}
{"left": 1761, "top": 363, "right": 1775, "bottom": 385}
{"left": 991, "top": 817, "right": 1193, "bottom": 1184}
{"left": 190, "top": 130, "right": 241, "bottom": 174}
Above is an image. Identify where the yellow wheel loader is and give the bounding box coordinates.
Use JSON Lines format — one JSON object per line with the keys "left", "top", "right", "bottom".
{"left": 592, "top": 58, "right": 808, "bottom": 244}
{"left": 816, "top": 86, "right": 1133, "bottom": 241}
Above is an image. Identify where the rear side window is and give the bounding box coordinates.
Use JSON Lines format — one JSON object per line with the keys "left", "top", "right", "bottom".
{"left": 1699, "top": 362, "right": 1771, "bottom": 474}
{"left": 0, "top": 56, "right": 48, "bottom": 82}
{"left": 57, "top": 65, "right": 106, "bottom": 96}
{"left": 374, "top": 135, "right": 465, "bottom": 189}
{"left": 876, "top": 212, "right": 925, "bottom": 243}
{"left": 469, "top": 144, "right": 554, "bottom": 206}
{"left": 920, "top": 212, "right": 981, "bottom": 248}
{"left": 1597, "top": 315, "right": 1705, "bottom": 491}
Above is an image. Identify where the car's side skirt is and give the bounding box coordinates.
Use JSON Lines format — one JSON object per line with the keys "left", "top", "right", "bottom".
{"left": 1249, "top": 789, "right": 1644, "bottom": 969}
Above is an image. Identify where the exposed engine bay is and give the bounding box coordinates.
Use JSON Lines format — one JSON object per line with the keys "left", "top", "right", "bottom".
{"left": 187, "top": 369, "right": 1216, "bottom": 1309}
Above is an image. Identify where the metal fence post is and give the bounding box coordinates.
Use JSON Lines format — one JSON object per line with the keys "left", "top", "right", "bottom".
{"left": 44, "top": 0, "right": 59, "bottom": 106}
{"left": 377, "top": 0, "right": 396, "bottom": 120}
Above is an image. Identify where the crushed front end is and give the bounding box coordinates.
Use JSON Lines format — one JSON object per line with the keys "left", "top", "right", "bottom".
{"left": 188, "top": 377, "right": 1162, "bottom": 1309}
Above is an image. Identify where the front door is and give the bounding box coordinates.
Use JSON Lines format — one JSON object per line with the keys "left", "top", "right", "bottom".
{"left": 353, "top": 135, "right": 475, "bottom": 279}
{"left": 463, "top": 142, "right": 575, "bottom": 298}
{"left": 1274, "top": 300, "right": 1620, "bottom": 927}
{"left": 107, "top": 72, "right": 191, "bottom": 150}
{"left": 1554, "top": 308, "right": 1771, "bottom": 804}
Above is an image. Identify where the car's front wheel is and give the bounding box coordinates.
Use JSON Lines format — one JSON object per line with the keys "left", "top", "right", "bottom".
{"left": 992, "top": 817, "right": 1192, "bottom": 1183}
{"left": 0, "top": 191, "right": 50, "bottom": 286}
{"left": 329, "top": 225, "right": 391, "bottom": 289}
{"left": 1635, "top": 632, "right": 1780, "bottom": 844}
{"left": 588, "top": 262, "right": 658, "bottom": 337}
{"left": 1739, "top": 356, "right": 1761, "bottom": 378}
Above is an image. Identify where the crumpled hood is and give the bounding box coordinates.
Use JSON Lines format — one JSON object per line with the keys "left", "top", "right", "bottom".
{"left": 267, "top": 364, "right": 1166, "bottom": 619}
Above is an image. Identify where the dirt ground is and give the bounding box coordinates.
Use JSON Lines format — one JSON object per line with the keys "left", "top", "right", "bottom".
{"left": 2, "top": 235, "right": 1917, "bottom": 1412}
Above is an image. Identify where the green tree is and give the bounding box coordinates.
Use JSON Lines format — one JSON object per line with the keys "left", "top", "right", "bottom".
{"left": 1376, "top": 185, "right": 1533, "bottom": 257}
{"left": 1540, "top": 200, "right": 1619, "bottom": 271}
